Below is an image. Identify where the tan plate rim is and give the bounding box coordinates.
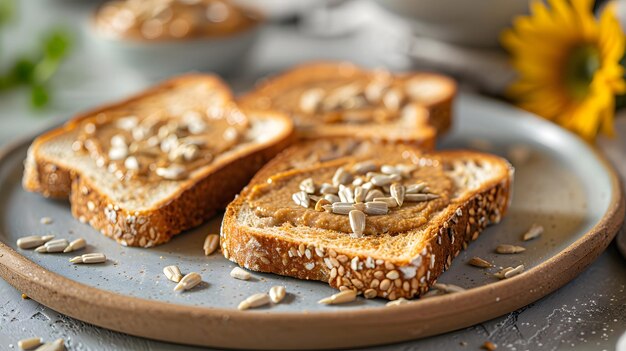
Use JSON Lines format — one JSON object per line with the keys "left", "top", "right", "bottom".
{"left": 0, "top": 133, "right": 623, "bottom": 350}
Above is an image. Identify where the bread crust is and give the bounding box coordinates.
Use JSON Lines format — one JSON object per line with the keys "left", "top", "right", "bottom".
{"left": 238, "top": 61, "right": 457, "bottom": 139}
{"left": 221, "top": 147, "right": 513, "bottom": 300}
{"left": 23, "top": 75, "right": 295, "bottom": 247}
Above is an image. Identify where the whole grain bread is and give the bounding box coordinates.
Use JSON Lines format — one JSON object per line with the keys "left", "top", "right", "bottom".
{"left": 221, "top": 140, "right": 513, "bottom": 300}
{"left": 23, "top": 75, "right": 294, "bottom": 247}
{"left": 238, "top": 61, "right": 456, "bottom": 147}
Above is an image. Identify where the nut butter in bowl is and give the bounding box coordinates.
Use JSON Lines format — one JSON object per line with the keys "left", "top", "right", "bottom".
{"left": 90, "top": 0, "right": 262, "bottom": 77}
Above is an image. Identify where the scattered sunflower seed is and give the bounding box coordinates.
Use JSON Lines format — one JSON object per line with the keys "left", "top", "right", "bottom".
{"left": 16, "top": 235, "right": 55, "bottom": 250}
{"left": 39, "top": 217, "right": 53, "bottom": 225}
{"left": 203, "top": 234, "right": 220, "bottom": 256}
{"left": 353, "top": 186, "right": 367, "bottom": 203}
{"left": 433, "top": 283, "right": 466, "bottom": 293}
{"left": 34, "top": 338, "right": 65, "bottom": 351}
{"left": 299, "top": 178, "right": 315, "bottom": 194}
{"left": 349, "top": 210, "right": 366, "bottom": 237}
{"left": 269, "top": 286, "right": 286, "bottom": 303}
{"left": 364, "top": 201, "right": 388, "bottom": 215}
{"left": 292, "top": 191, "right": 310, "bottom": 208}
{"left": 332, "top": 167, "right": 352, "bottom": 186}
{"left": 238, "top": 293, "right": 271, "bottom": 311}
{"left": 386, "top": 297, "right": 411, "bottom": 306}
{"left": 320, "top": 183, "right": 339, "bottom": 195}
{"left": 35, "top": 239, "right": 69, "bottom": 253}
{"left": 318, "top": 289, "right": 357, "bottom": 305}
{"left": 370, "top": 175, "right": 394, "bottom": 186}
{"left": 504, "top": 264, "right": 524, "bottom": 278}
{"left": 495, "top": 244, "right": 526, "bottom": 254}
{"left": 390, "top": 183, "right": 405, "bottom": 206}
{"left": 17, "top": 337, "right": 42, "bottom": 350}
{"left": 493, "top": 267, "right": 514, "bottom": 279}
{"left": 522, "top": 223, "right": 544, "bottom": 241}
{"left": 364, "top": 189, "right": 384, "bottom": 202}
{"left": 69, "top": 253, "right": 106, "bottom": 264}
{"left": 315, "top": 198, "right": 331, "bottom": 212}
{"left": 352, "top": 161, "right": 377, "bottom": 174}
{"left": 406, "top": 183, "right": 427, "bottom": 194}
{"left": 230, "top": 267, "right": 251, "bottom": 280}
{"left": 468, "top": 256, "right": 493, "bottom": 268}
{"left": 323, "top": 194, "right": 340, "bottom": 203}
{"left": 338, "top": 186, "right": 354, "bottom": 203}
{"left": 163, "top": 265, "right": 183, "bottom": 283}
{"left": 63, "top": 238, "right": 86, "bottom": 253}
{"left": 373, "top": 197, "right": 398, "bottom": 208}
{"left": 174, "top": 272, "right": 201, "bottom": 291}
{"left": 331, "top": 202, "right": 356, "bottom": 215}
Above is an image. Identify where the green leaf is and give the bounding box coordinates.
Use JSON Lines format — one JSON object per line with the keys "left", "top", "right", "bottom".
{"left": 43, "top": 29, "right": 72, "bottom": 61}
{"left": 31, "top": 84, "right": 49, "bottom": 108}
{"left": 10, "top": 58, "right": 36, "bottom": 83}
{"left": 0, "top": 0, "right": 14, "bottom": 27}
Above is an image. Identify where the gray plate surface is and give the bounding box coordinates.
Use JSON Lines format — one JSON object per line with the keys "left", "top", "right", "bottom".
{"left": 0, "top": 93, "right": 616, "bottom": 313}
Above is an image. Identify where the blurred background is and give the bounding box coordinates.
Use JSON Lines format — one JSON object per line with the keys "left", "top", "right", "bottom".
{"left": 0, "top": 0, "right": 532, "bottom": 142}
{"left": 0, "top": 0, "right": 624, "bottom": 140}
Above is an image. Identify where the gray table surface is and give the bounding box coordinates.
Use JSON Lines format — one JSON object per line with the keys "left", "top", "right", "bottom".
{"left": 1, "top": 1, "right": 625, "bottom": 350}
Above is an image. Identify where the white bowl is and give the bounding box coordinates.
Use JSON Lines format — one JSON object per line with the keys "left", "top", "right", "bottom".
{"left": 374, "top": 0, "right": 529, "bottom": 48}
{"left": 89, "top": 24, "right": 260, "bottom": 78}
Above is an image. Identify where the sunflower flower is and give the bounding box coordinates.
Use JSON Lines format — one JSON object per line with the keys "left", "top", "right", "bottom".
{"left": 501, "top": 0, "right": 626, "bottom": 141}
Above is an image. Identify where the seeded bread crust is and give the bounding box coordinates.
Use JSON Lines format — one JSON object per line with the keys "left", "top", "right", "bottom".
{"left": 23, "top": 75, "right": 295, "bottom": 247}
{"left": 238, "top": 61, "right": 457, "bottom": 139}
{"left": 221, "top": 146, "right": 512, "bottom": 300}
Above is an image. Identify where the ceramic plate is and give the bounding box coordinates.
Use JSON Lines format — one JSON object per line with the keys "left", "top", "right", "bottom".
{"left": 0, "top": 93, "right": 622, "bottom": 350}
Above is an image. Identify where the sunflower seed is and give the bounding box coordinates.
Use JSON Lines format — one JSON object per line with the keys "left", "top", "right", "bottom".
{"left": 16, "top": 235, "right": 54, "bottom": 249}
{"left": 318, "top": 290, "right": 357, "bottom": 305}
{"left": 238, "top": 293, "right": 271, "bottom": 310}
{"left": 364, "top": 201, "right": 388, "bottom": 215}
{"left": 203, "top": 234, "right": 220, "bottom": 256}
{"left": 364, "top": 189, "right": 384, "bottom": 202}
{"left": 352, "top": 161, "right": 377, "bottom": 174}
{"left": 396, "top": 164, "right": 417, "bottom": 177}
{"left": 349, "top": 210, "right": 366, "bottom": 237}
{"left": 364, "top": 289, "right": 377, "bottom": 299}
{"left": 63, "top": 238, "right": 86, "bottom": 253}
{"left": 338, "top": 185, "right": 354, "bottom": 203}
{"left": 299, "top": 178, "right": 316, "bottom": 194}
{"left": 332, "top": 167, "right": 352, "bottom": 186}
{"left": 35, "top": 338, "right": 64, "bottom": 351}
{"left": 18, "top": 337, "right": 42, "bottom": 350}
{"left": 35, "top": 239, "right": 69, "bottom": 253}
{"left": 433, "top": 283, "right": 466, "bottom": 293}
{"left": 406, "top": 183, "right": 427, "bottom": 194}
{"left": 522, "top": 224, "right": 544, "bottom": 241}
{"left": 292, "top": 191, "right": 310, "bottom": 208}
{"left": 352, "top": 178, "right": 364, "bottom": 186}
{"left": 174, "top": 272, "right": 202, "bottom": 291}
{"left": 405, "top": 193, "right": 440, "bottom": 202}
{"left": 69, "top": 253, "right": 107, "bottom": 264}
{"left": 230, "top": 267, "right": 251, "bottom": 280}
{"left": 269, "top": 285, "right": 286, "bottom": 303}
{"left": 495, "top": 244, "right": 526, "bottom": 254}
{"left": 468, "top": 256, "right": 493, "bottom": 268}
{"left": 390, "top": 183, "right": 406, "bottom": 206}
{"left": 373, "top": 197, "right": 399, "bottom": 208}
{"left": 156, "top": 165, "right": 187, "bottom": 180}
{"left": 163, "top": 265, "right": 183, "bottom": 283}
{"left": 39, "top": 217, "right": 53, "bottom": 225}
{"left": 300, "top": 88, "right": 325, "bottom": 114}
{"left": 504, "top": 264, "right": 524, "bottom": 278}
{"left": 332, "top": 203, "right": 355, "bottom": 215}
{"left": 354, "top": 186, "right": 367, "bottom": 203}
{"left": 381, "top": 165, "right": 401, "bottom": 176}
{"left": 324, "top": 194, "right": 340, "bottom": 203}
{"left": 371, "top": 175, "right": 394, "bottom": 186}
{"left": 320, "top": 183, "right": 339, "bottom": 195}
{"left": 386, "top": 297, "right": 411, "bottom": 306}
{"left": 493, "top": 267, "right": 514, "bottom": 279}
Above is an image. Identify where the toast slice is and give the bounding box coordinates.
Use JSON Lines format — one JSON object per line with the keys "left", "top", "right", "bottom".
{"left": 222, "top": 140, "right": 513, "bottom": 300}
{"left": 238, "top": 62, "right": 457, "bottom": 148}
{"left": 23, "top": 75, "right": 294, "bottom": 247}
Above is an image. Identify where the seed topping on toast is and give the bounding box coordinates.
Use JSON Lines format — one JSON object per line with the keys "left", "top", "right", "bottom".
{"left": 247, "top": 158, "right": 453, "bottom": 236}
{"left": 72, "top": 103, "right": 250, "bottom": 182}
